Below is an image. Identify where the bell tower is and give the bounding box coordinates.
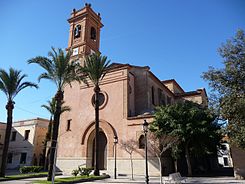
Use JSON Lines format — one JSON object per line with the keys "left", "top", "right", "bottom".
{"left": 67, "top": 3, "right": 103, "bottom": 63}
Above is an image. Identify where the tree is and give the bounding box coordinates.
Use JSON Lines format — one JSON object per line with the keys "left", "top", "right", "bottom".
{"left": 202, "top": 29, "right": 245, "bottom": 149}
{"left": 147, "top": 132, "right": 178, "bottom": 184}
{"left": 80, "top": 53, "right": 110, "bottom": 176}
{"left": 152, "top": 101, "right": 221, "bottom": 176}
{"left": 41, "top": 98, "right": 71, "bottom": 141}
{"left": 41, "top": 98, "right": 71, "bottom": 169}
{"left": 28, "top": 47, "right": 82, "bottom": 181}
{"left": 120, "top": 139, "right": 137, "bottom": 180}
{"left": 0, "top": 68, "right": 37, "bottom": 177}
{"left": 171, "top": 144, "right": 182, "bottom": 173}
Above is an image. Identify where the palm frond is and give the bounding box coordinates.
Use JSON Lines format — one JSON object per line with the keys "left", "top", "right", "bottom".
{"left": 82, "top": 53, "right": 110, "bottom": 87}
{"left": 28, "top": 57, "right": 54, "bottom": 74}
{"left": 41, "top": 104, "right": 53, "bottom": 114}
{"left": 38, "top": 73, "right": 54, "bottom": 83}
{"left": 42, "top": 98, "right": 71, "bottom": 116}
{"left": 28, "top": 47, "right": 82, "bottom": 91}
{"left": 14, "top": 82, "right": 38, "bottom": 99}
{"left": 0, "top": 68, "right": 38, "bottom": 101}
{"left": 61, "top": 105, "right": 71, "bottom": 114}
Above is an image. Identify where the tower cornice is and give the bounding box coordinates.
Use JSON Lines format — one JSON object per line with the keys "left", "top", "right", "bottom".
{"left": 68, "top": 4, "right": 103, "bottom": 28}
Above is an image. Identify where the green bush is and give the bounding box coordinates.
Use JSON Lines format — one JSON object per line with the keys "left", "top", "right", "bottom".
{"left": 78, "top": 167, "right": 93, "bottom": 176}
{"left": 71, "top": 169, "right": 79, "bottom": 177}
{"left": 32, "top": 166, "right": 43, "bottom": 173}
{"left": 20, "top": 166, "right": 29, "bottom": 174}
{"left": 20, "top": 166, "right": 43, "bottom": 174}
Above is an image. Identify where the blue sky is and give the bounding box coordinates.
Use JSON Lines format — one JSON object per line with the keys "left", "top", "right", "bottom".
{"left": 0, "top": 0, "right": 244, "bottom": 122}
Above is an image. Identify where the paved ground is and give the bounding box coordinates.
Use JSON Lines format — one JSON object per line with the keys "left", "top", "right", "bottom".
{"left": 83, "top": 176, "right": 245, "bottom": 184}
{"left": 0, "top": 175, "right": 245, "bottom": 184}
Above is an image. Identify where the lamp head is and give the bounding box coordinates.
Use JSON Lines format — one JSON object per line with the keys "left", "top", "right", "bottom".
{"left": 143, "top": 120, "right": 149, "bottom": 133}
{"left": 114, "top": 135, "right": 118, "bottom": 144}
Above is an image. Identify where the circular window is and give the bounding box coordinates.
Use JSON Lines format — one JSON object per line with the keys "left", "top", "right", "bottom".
{"left": 91, "top": 91, "right": 108, "bottom": 109}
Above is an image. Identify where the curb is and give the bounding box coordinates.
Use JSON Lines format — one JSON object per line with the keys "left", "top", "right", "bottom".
{"left": 52, "top": 175, "right": 110, "bottom": 184}
{"left": 0, "top": 173, "right": 62, "bottom": 182}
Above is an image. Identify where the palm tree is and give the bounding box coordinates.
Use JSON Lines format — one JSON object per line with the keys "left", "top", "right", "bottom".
{"left": 41, "top": 98, "right": 71, "bottom": 169}
{"left": 28, "top": 47, "right": 82, "bottom": 181}
{"left": 81, "top": 53, "right": 110, "bottom": 176}
{"left": 0, "top": 68, "right": 38, "bottom": 177}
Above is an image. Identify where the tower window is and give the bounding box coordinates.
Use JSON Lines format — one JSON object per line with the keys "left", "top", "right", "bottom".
{"left": 11, "top": 131, "right": 17, "bottom": 141}
{"left": 24, "top": 130, "right": 30, "bottom": 140}
{"left": 67, "top": 119, "right": 71, "bottom": 131}
{"left": 90, "top": 27, "right": 96, "bottom": 40}
{"left": 139, "top": 135, "right": 145, "bottom": 149}
{"left": 74, "top": 24, "right": 81, "bottom": 39}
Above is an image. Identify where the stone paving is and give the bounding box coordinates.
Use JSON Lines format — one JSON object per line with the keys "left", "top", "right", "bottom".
{"left": 82, "top": 175, "right": 245, "bottom": 184}
{"left": 1, "top": 175, "right": 245, "bottom": 184}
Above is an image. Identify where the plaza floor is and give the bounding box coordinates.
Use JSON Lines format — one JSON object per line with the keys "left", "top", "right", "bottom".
{"left": 83, "top": 175, "right": 245, "bottom": 184}
{"left": 0, "top": 175, "right": 245, "bottom": 184}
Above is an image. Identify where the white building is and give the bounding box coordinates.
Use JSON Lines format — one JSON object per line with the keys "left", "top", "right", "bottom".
{"left": 218, "top": 142, "right": 233, "bottom": 167}
{"left": 6, "top": 118, "right": 49, "bottom": 169}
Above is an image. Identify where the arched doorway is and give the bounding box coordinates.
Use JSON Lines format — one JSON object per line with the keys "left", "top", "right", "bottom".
{"left": 88, "top": 131, "right": 107, "bottom": 170}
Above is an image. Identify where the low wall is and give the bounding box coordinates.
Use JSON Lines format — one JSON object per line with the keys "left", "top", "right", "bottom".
{"left": 57, "top": 157, "right": 163, "bottom": 176}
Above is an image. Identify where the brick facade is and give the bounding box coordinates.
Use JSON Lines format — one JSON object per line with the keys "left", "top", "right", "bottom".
{"left": 56, "top": 4, "right": 208, "bottom": 176}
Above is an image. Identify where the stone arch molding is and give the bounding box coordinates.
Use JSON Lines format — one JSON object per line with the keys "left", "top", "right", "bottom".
{"left": 81, "top": 119, "right": 117, "bottom": 145}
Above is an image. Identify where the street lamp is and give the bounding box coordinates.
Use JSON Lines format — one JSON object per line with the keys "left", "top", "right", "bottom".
{"left": 114, "top": 135, "right": 118, "bottom": 179}
{"left": 143, "top": 120, "right": 149, "bottom": 184}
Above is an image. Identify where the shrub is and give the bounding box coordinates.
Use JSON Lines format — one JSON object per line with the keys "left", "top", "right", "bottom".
{"left": 32, "top": 166, "right": 43, "bottom": 173}
{"left": 71, "top": 169, "right": 79, "bottom": 177}
{"left": 20, "top": 166, "right": 29, "bottom": 174}
{"left": 20, "top": 166, "right": 43, "bottom": 174}
{"left": 78, "top": 167, "right": 93, "bottom": 176}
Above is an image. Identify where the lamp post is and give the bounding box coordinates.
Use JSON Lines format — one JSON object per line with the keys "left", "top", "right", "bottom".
{"left": 143, "top": 120, "right": 149, "bottom": 184}
{"left": 114, "top": 135, "right": 118, "bottom": 179}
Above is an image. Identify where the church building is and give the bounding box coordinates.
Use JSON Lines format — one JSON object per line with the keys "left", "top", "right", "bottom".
{"left": 56, "top": 4, "right": 208, "bottom": 175}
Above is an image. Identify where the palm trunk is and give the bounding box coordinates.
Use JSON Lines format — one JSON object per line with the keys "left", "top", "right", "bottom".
{"left": 47, "top": 91, "right": 63, "bottom": 181}
{"left": 185, "top": 142, "right": 192, "bottom": 176}
{"left": 94, "top": 86, "right": 100, "bottom": 176}
{"left": 130, "top": 154, "right": 134, "bottom": 180}
{"left": 42, "top": 141, "right": 47, "bottom": 167}
{"left": 157, "top": 156, "right": 163, "bottom": 184}
{"left": 0, "top": 101, "right": 14, "bottom": 177}
{"left": 42, "top": 117, "right": 52, "bottom": 168}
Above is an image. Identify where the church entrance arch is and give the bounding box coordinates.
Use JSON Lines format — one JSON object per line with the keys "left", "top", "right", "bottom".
{"left": 81, "top": 120, "right": 117, "bottom": 169}
{"left": 87, "top": 130, "right": 107, "bottom": 170}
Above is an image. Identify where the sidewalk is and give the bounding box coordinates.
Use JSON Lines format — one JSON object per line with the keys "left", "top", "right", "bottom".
{"left": 0, "top": 175, "right": 244, "bottom": 184}
{"left": 83, "top": 175, "right": 245, "bottom": 184}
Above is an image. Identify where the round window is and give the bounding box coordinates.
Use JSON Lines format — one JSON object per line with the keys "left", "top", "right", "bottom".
{"left": 91, "top": 91, "right": 108, "bottom": 109}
